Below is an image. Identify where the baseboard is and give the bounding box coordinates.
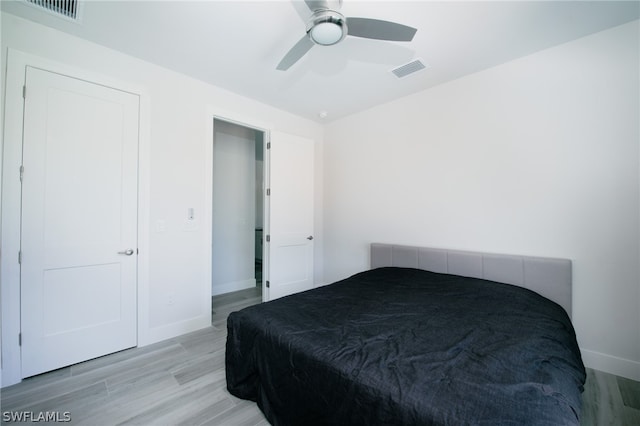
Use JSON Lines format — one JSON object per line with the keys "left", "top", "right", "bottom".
{"left": 211, "top": 278, "right": 256, "bottom": 296}
{"left": 140, "top": 315, "right": 211, "bottom": 347}
{"left": 581, "top": 348, "right": 640, "bottom": 381}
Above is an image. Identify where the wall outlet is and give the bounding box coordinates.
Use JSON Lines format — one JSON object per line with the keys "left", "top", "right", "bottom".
{"left": 167, "top": 292, "right": 175, "bottom": 306}
{"left": 156, "top": 219, "right": 166, "bottom": 233}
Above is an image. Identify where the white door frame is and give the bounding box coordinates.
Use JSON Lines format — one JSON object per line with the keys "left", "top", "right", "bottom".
{"left": 206, "top": 110, "right": 271, "bottom": 301}
{"left": 0, "top": 49, "right": 151, "bottom": 387}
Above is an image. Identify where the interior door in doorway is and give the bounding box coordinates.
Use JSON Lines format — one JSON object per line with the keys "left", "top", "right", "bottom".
{"left": 267, "top": 131, "right": 314, "bottom": 300}
{"left": 20, "top": 66, "right": 139, "bottom": 378}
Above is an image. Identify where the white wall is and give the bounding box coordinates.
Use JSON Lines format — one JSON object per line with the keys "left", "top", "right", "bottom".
{"left": 323, "top": 21, "right": 640, "bottom": 380}
{"left": 0, "top": 12, "right": 324, "bottom": 386}
{"left": 212, "top": 120, "right": 257, "bottom": 295}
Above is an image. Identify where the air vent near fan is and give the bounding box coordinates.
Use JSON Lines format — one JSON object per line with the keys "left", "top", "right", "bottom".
{"left": 391, "top": 59, "right": 428, "bottom": 78}
{"left": 26, "top": 0, "right": 80, "bottom": 20}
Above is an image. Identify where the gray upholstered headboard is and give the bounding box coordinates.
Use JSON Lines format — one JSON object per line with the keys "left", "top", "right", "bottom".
{"left": 371, "top": 243, "right": 573, "bottom": 317}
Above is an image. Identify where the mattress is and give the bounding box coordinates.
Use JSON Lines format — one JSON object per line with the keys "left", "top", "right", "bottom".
{"left": 226, "top": 267, "right": 586, "bottom": 425}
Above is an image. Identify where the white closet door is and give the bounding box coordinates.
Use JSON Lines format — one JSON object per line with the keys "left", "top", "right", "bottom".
{"left": 21, "top": 66, "right": 139, "bottom": 378}
{"left": 267, "top": 132, "right": 314, "bottom": 300}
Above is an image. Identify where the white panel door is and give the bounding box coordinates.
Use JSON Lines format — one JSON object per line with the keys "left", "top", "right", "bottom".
{"left": 268, "top": 132, "right": 314, "bottom": 300}
{"left": 21, "top": 67, "right": 139, "bottom": 378}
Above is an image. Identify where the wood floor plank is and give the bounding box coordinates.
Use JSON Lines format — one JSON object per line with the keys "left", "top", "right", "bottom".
{"left": 176, "top": 392, "right": 236, "bottom": 426}
{"left": 0, "top": 366, "right": 71, "bottom": 400}
{"left": 173, "top": 326, "right": 225, "bottom": 347}
{"left": 96, "top": 371, "right": 221, "bottom": 426}
{"left": 178, "top": 329, "right": 228, "bottom": 357}
{"left": 100, "top": 345, "right": 188, "bottom": 390}
{"left": 212, "top": 303, "right": 259, "bottom": 328}
{"left": 153, "top": 389, "right": 233, "bottom": 426}
{"left": 16, "top": 381, "right": 108, "bottom": 418}
{"left": 71, "top": 374, "right": 181, "bottom": 425}
{"left": 212, "top": 287, "right": 261, "bottom": 307}
{"left": 172, "top": 349, "right": 225, "bottom": 386}
{"left": 617, "top": 375, "right": 640, "bottom": 409}
{"left": 212, "top": 288, "right": 262, "bottom": 329}
{"left": 70, "top": 336, "right": 182, "bottom": 376}
{"left": 202, "top": 399, "right": 266, "bottom": 426}
{"left": 2, "top": 369, "right": 105, "bottom": 412}
{"left": 114, "top": 382, "right": 227, "bottom": 425}
{"left": 622, "top": 406, "right": 640, "bottom": 425}
{"left": 580, "top": 368, "right": 630, "bottom": 426}
{"left": 106, "top": 368, "right": 178, "bottom": 398}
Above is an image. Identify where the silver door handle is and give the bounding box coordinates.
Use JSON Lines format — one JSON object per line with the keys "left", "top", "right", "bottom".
{"left": 118, "top": 249, "right": 135, "bottom": 256}
{"left": 307, "top": 236, "right": 313, "bottom": 240}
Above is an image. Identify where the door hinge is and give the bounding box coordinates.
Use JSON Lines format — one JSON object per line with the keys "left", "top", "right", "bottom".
{"left": 19, "top": 165, "right": 24, "bottom": 182}
{"left": 18, "top": 333, "right": 22, "bottom": 346}
{"left": 18, "top": 250, "right": 22, "bottom": 264}
{"left": 266, "top": 281, "right": 270, "bottom": 288}
{"left": 22, "top": 85, "right": 26, "bottom": 99}
{"left": 266, "top": 188, "right": 270, "bottom": 196}
{"left": 266, "top": 142, "right": 271, "bottom": 149}
{"left": 266, "top": 235, "right": 270, "bottom": 242}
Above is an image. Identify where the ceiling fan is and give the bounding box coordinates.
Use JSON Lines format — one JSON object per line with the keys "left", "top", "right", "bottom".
{"left": 277, "top": 0, "right": 417, "bottom": 71}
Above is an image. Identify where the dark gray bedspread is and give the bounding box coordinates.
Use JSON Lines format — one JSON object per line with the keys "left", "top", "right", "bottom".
{"left": 226, "top": 267, "right": 586, "bottom": 425}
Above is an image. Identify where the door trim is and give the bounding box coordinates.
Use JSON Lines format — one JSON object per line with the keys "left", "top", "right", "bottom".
{"left": 0, "top": 49, "right": 151, "bottom": 387}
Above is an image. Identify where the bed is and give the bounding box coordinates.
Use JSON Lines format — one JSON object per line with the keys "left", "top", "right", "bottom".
{"left": 225, "top": 244, "right": 586, "bottom": 425}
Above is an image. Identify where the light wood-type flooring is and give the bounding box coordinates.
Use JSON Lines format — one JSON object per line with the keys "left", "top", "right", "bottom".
{"left": 1, "top": 286, "right": 638, "bottom": 425}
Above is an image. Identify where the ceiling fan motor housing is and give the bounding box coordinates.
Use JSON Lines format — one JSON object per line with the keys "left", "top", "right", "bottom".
{"left": 306, "top": 10, "right": 348, "bottom": 46}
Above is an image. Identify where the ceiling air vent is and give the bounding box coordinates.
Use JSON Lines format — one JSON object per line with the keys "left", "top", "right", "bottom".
{"left": 391, "top": 59, "right": 428, "bottom": 78}
{"left": 26, "top": 0, "right": 80, "bottom": 20}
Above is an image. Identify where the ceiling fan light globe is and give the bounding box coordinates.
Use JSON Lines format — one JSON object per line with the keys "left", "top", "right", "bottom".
{"left": 309, "top": 22, "right": 344, "bottom": 45}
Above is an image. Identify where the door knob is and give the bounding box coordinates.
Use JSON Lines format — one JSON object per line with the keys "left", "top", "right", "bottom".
{"left": 307, "top": 236, "right": 314, "bottom": 240}
{"left": 118, "top": 249, "right": 135, "bottom": 256}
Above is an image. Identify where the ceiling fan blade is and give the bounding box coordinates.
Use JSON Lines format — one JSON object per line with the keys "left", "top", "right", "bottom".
{"left": 346, "top": 17, "right": 417, "bottom": 42}
{"left": 276, "top": 35, "right": 315, "bottom": 70}
{"left": 304, "top": 0, "right": 332, "bottom": 12}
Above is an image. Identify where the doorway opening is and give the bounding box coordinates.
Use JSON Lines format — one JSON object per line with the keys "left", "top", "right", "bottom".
{"left": 211, "top": 118, "right": 266, "bottom": 317}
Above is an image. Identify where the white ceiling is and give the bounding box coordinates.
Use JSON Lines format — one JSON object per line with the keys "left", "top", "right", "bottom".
{"left": 2, "top": 0, "right": 639, "bottom": 123}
